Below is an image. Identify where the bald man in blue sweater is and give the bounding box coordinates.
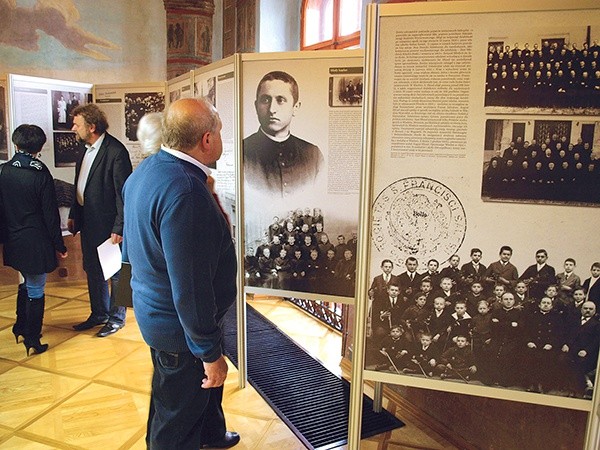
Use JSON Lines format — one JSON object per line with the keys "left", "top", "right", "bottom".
{"left": 123, "top": 98, "right": 239, "bottom": 449}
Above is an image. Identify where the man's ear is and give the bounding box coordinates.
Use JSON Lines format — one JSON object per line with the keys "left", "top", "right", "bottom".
{"left": 200, "top": 131, "right": 211, "bottom": 151}
{"left": 292, "top": 101, "right": 301, "bottom": 117}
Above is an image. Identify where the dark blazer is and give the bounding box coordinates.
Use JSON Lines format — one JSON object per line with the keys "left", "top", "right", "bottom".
{"left": 519, "top": 264, "right": 557, "bottom": 299}
{"left": 569, "top": 316, "right": 600, "bottom": 373}
{"left": 397, "top": 271, "right": 423, "bottom": 298}
{"left": 69, "top": 133, "right": 132, "bottom": 274}
{"left": 1, "top": 154, "right": 66, "bottom": 274}
{"left": 460, "top": 262, "right": 487, "bottom": 286}
{"left": 372, "top": 294, "right": 404, "bottom": 330}
{"left": 370, "top": 273, "right": 400, "bottom": 299}
{"left": 243, "top": 130, "right": 324, "bottom": 196}
{"left": 582, "top": 277, "right": 600, "bottom": 310}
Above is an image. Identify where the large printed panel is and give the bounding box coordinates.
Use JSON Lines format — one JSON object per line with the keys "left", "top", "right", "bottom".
{"left": 95, "top": 83, "right": 166, "bottom": 169}
{"left": 8, "top": 74, "right": 93, "bottom": 231}
{"left": 242, "top": 53, "right": 363, "bottom": 302}
{"left": 167, "top": 72, "right": 193, "bottom": 104}
{"left": 362, "top": 2, "right": 600, "bottom": 411}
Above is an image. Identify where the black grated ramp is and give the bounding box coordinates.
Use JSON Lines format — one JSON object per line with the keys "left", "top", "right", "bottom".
{"left": 222, "top": 304, "right": 404, "bottom": 450}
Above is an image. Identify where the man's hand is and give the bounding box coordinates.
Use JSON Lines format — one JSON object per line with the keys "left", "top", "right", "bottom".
{"left": 202, "top": 355, "right": 228, "bottom": 389}
{"left": 111, "top": 233, "right": 123, "bottom": 244}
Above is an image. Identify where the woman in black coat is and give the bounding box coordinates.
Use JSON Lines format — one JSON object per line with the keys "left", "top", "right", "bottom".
{"left": 0, "top": 124, "right": 67, "bottom": 355}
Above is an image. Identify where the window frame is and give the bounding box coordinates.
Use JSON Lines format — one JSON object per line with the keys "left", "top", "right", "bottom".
{"left": 300, "top": 0, "right": 361, "bottom": 51}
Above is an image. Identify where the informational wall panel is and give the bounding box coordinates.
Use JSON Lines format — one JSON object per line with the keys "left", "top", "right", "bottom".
{"left": 359, "top": 0, "right": 600, "bottom": 413}
{"left": 167, "top": 72, "right": 193, "bottom": 105}
{"left": 7, "top": 75, "right": 94, "bottom": 230}
{"left": 241, "top": 51, "right": 364, "bottom": 303}
{"left": 95, "top": 82, "right": 166, "bottom": 169}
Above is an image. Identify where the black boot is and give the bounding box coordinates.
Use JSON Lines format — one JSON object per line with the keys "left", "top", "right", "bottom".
{"left": 12, "top": 283, "right": 28, "bottom": 343}
{"left": 23, "top": 296, "right": 48, "bottom": 356}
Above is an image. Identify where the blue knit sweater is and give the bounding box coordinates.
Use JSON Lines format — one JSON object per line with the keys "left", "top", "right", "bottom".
{"left": 122, "top": 150, "right": 237, "bottom": 362}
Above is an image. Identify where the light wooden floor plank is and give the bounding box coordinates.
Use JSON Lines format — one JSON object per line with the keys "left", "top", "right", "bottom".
{"left": 0, "top": 282, "right": 459, "bottom": 450}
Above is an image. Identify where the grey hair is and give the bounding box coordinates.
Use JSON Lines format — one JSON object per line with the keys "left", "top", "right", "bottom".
{"left": 136, "top": 112, "right": 163, "bottom": 156}
{"left": 162, "top": 97, "right": 219, "bottom": 152}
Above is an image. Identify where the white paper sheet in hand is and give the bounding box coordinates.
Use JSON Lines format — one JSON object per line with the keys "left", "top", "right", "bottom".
{"left": 97, "top": 238, "right": 122, "bottom": 280}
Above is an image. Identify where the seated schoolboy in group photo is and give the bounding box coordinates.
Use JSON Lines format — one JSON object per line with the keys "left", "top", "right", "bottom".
{"left": 403, "top": 332, "right": 439, "bottom": 377}
{"left": 514, "top": 281, "right": 533, "bottom": 311}
{"left": 436, "top": 334, "right": 477, "bottom": 382}
{"left": 419, "top": 278, "right": 434, "bottom": 306}
{"left": 379, "top": 324, "right": 412, "bottom": 373}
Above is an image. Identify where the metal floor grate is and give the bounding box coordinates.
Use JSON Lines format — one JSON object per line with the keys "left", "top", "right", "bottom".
{"left": 223, "top": 305, "right": 404, "bottom": 450}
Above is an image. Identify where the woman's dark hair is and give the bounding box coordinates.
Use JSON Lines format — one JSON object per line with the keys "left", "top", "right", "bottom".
{"left": 12, "top": 124, "right": 47, "bottom": 154}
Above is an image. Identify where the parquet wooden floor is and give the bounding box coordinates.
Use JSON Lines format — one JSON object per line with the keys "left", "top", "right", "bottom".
{"left": 0, "top": 281, "right": 459, "bottom": 449}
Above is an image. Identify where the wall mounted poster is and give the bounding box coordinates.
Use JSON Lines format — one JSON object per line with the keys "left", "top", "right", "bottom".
{"left": 241, "top": 52, "right": 364, "bottom": 303}
{"left": 8, "top": 74, "right": 93, "bottom": 231}
{"left": 167, "top": 72, "right": 193, "bottom": 106}
{"left": 95, "top": 83, "right": 166, "bottom": 169}
{"left": 362, "top": 1, "right": 600, "bottom": 412}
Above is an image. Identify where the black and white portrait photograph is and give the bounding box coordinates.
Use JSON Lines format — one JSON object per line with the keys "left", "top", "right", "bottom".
{"left": 242, "top": 57, "right": 363, "bottom": 301}
{"left": 365, "top": 241, "right": 600, "bottom": 402}
{"left": 243, "top": 70, "right": 325, "bottom": 196}
{"left": 481, "top": 118, "right": 600, "bottom": 205}
{"left": 244, "top": 209, "right": 358, "bottom": 298}
{"left": 195, "top": 76, "right": 216, "bottom": 106}
{"left": 481, "top": 28, "right": 600, "bottom": 206}
{"left": 169, "top": 88, "right": 181, "bottom": 104}
{"left": 124, "top": 92, "right": 165, "bottom": 142}
{"left": 484, "top": 33, "right": 600, "bottom": 112}
{"left": 329, "top": 75, "right": 363, "bottom": 107}
{"left": 53, "top": 132, "right": 83, "bottom": 167}
{"left": 51, "top": 90, "right": 84, "bottom": 130}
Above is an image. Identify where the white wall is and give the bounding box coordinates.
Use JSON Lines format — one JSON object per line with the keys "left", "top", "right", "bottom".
{"left": 258, "top": 0, "right": 301, "bottom": 52}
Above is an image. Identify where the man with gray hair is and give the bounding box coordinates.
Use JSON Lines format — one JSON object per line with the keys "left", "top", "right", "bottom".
{"left": 123, "top": 98, "right": 239, "bottom": 449}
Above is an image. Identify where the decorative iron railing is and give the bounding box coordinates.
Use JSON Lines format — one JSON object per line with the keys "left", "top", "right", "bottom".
{"left": 287, "top": 298, "right": 343, "bottom": 332}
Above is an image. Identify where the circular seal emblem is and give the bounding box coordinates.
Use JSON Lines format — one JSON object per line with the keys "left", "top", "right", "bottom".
{"left": 372, "top": 177, "right": 467, "bottom": 266}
